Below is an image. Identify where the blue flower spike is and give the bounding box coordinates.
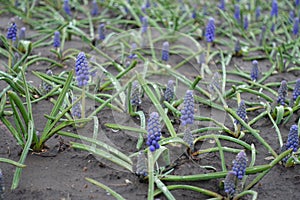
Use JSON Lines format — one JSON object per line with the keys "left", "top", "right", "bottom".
{"left": 277, "top": 80, "right": 288, "bottom": 106}
{"left": 283, "top": 125, "right": 299, "bottom": 163}
{"left": 234, "top": 4, "right": 241, "bottom": 23}
{"left": 270, "top": 0, "right": 278, "bottom": 18}
{"left": 53, "top": 31, "right": 61, "bottom": 48}
{"left": 71, "top": 98, "right": 82, "bottom": 118}
{"left": 232, "top": 150, "right": 248, "bottom": 180}
{"left": 146, "top": 112, "right": 162, "bottom": 152}
{"left": 255, "top": 6, "right": 261, "bottom": 21}
{"left": 224, "top": 171, "right": 236, "bottom": 196}
{"left": 293, "top": 18, "right": 299, "bottom": 36}
{"left": 180, "top": 90, "right": 194, "bottom": 126}
{"left": 63, "top": 0, "right": 72, "bottom": 16}
{"left": 205, "top": 18, "right": 215, "bottom": 43}
{"left": 292, "top": 79, "right": 300, "bottom": 101}
{"left": 75, "top": 52, "right": 90, "bottom": 88}
{"left": 164, "top": 80, "right": 175, "bottom": 103}
{"left": 91, "top": 0, "right": 99, "bottom": 16}
{"left": 251, "top": 60, "right": 259, "bottom": 82}
{"left": 130, "top": 80, "right": 142, "bottom": 106}
{"left": 161, "top": 41, "right": 169, "bottom": 62}
{"left": 98, "top": 24, "right": 106, "bottom": 41}
{"left": 7, "top": 22, "right": 17, "bottom": 41}
{"left": 235, "top": 100, "right": 247, "bottom": 125}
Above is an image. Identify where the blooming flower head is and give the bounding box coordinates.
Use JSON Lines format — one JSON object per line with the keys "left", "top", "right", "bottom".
{"left": 219, "top": 0, "right": 225, "bottom": 11}
{"left": 180, "top": 90, "right": 194, "bottom": 126}
{"left": 285, "top": 124, "right": 299, "bottom": 152}
{"left": 91, "top": 0, "right": 99, "bottom": 16}
{"left": 136, "top": 151, "right": 148, "bottom": 177}
{"left": 255, "top": 6, "right": 261, "bottom": 21}
{"left": 71, "top": 97, "right": 82, "bottom": 118}
{"left": 293, "top": 18, "right": 299, "bottom": 35}
{"left": 19, "top": 27, "right": 26, "bottom": 40}
{"left": 251, "top": 60, "right": 259, "bottom": 81}
{"left": 146, "top": 112, "right": 162, "bottom": 152}
{"left": 161, "top": 41, "right": 169, "bottom": 62}
{"left": 234, "top": 4, "right": 240, "bottom": 23}
{"left": 270, "top": 0, "right": 278, "bottom": 17}
{"left": 232, "top": 151, "right": 247, "bottom": 180}
{"left": 164, "top": 80, "right": 175, "bottom": 103}
{"left": 297, "top": 0, "right": 300, "bottom": 7}
{"left": 63, "top": 0, "right": 72, "bottom": 16}
{"left": 53, "top": 31, "right": 61, "bottom": 48}
{"left": 243, "top": 16, "right": 249, "bottom": 30}
{"left": 292, "top": 79, "right": 300, "bottom": 101}
{"left": 98, "top": 24, "right": 106, "bottom": 41}
{"left": 7, "top": 22, "right": 17, "bottom": 41}
{"left": 277, "top": 80, "right": 288, "bottom": 106}
{"left": 130, "top": 80, "right": 142, "bottom": 106}
{"left": 75, "top": 52, "right": 90, "bottom": 87}
{"left": 234, "top": 100, "right": 247, "bottom": 124}
{"left": 224, "top": 171, "right": 236, "bottom": 196}
{"left": 141, "top": 16, "right": 148, "bottom": 34}
{"left": 205, "top": 18, "right": 215, "bottom": 43}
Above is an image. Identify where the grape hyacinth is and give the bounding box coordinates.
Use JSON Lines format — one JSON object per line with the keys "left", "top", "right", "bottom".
{"left": 297, "top": 0, "right": 300, "bottom": 7}
{"left": 164, "top": 80, "right": 175, "bottom": 103}
{"left": 98, "top": 24, "right": 105, "bottom": 41}
{"left": 146, "top": 112, "right": 162, "bottom": 152}
{"left": 271, "top": 23, "right": 275, "bottom": 33}
{"left": 136, "top": 151, "right": 148, "bottom": 177}
{"left": 232, "top": 151, "right": 247, "bottom": 180}
{"left": 53, "top": 31, "right": 61, "bottom": 48}
{"left": 130, "top": 80, "right": 142, "bottom": 106}
{"left": 141, "top": 16, "right": 148, "bottom": 34}
{"left": 285, "top": 125, "right": 299, "bottom": 152}
{"left": 71, "top": 98, "right": 82, "bottom": 118}
{"left": 293, "top": 18, "right": 299, "bottom": 35}
{"left": 270, "top": 0, "right": 278, "bottom": 18}
{"left": 243, "top": 16, "right": 249, "bottom": 30}
{"left": 251, "top": 60, "right": 259, "bottom": 81}
{"left": 19, "top": 27, "right": 26, "bottom": 40}
{"left": 161, "top": 41, "right": 169, "bottom": 62}
{"left": 183, "top": 127, "right": 194, "bottom": 150}
{"left": 128, "top": 43, "right": 138, "bottom": 59}
{"left": 292, "top": 79, "right": 300, "bottom": 101}
{"left": 91, "top": 0, "right": 99, "bottom": 16}
{"left": 40, "top": 69, "right": 54, "bottom": 94}
{"left": 234, "top": 4, "right": 241, "bottom": 23}
{"left": 224, "top": 171, "right": 236, "bottom": 196}
{"left": 7, "top": 22, "right": 17, "bottom": 41}
{"left": 63, "top": 0, "right": 72, "bottom": 16}
{"left": 234, "top": 100, "right": 247, "bottom": 125}
{"left": 75, "top": 52, "right": 90, "bottom": 87}
{"left": 191, "top": 9, "right": 196, "bottom": 19}
{"left": 255, "top": 6, "right": 261, "bottom": 21}
{"left": 219, "top": 0, "right": 225, "bottom": 11}
{"left": 289, "top": 11, "right": 295, "bottom": 23}
{"left": 205, "top": 18, "right": 215, "bottom": 43}
{"left": 277, "top": 80, "right": 288, "bottom": 106}
{"left": 180, "top": 90, "right": 194, "bottom": 126}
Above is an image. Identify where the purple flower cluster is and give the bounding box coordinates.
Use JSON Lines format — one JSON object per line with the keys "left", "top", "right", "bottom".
{"left": 19, "top": 27, "right": 26, "bottom": 40}
{"left": 255, "top": 6, "right": 261, "bottom": 21}
{"left": 161, "top": 41, "right": 169, "bottom": 62}
{"left": 285, "top": 125, "right": 299, "bottom": 152}
{"left": 277, "top": 80, "right": 288, "bottom": 106}
{"left": 130, "top": 80, "right": 142, "bottom": 106}
{"left": 205, "top": 18, "right": 215, "bottom": 43}
{"left": 219, "top": 0, "right": 225, "bottom": 11}
{"left": 63, "top": 0, "right": 72, "bottom": 16}
{"left": 234, "top": 100, "right": 247, "bottom": 124}
{"left": 164, "top": 80, "right": 175, "bottom": 103}
{"left": 243, "top": 16, "right": 249, "bottom": 30}
{"left": 271, "top": 0, "right": 278, "bottom": 18}
{"left": 136, "top": 151, "right": 147, "bottom": 177}
{"left": 234, "top": 4, "right": 240, "bottom": 23}
{"left": 180, "top": 90, "right": 194, "bottom": 126}
{"left": 293, "top": 18, "right": 299, "bottom": 35}
{"left": 146, "top": 112, "right": 161, "bottom": 152}
{"left": 224, "top": 171, "right": 236, "bottom": 196}
{"left": 53, "top": 31, "right": 61, "bottom": 48}
{"left": 91, "top": 0, "right": 99, "bottom": 16}
{"left": 71, "top": 98, "right": 82, "bottom": 118}
{"left": 40, "top": 69, "right": 54, "bottom": 93}
{"left": 251, "top": 60, "right": 259, "bottom": 81}
{"left": 292, "top": 79, "right": 300, "bottom": 101}
{"left": 98, "top": 24, "right": 106, "bottom": 41}
{"left": 141, "top": 16, "right": 148, "bottom": 34}
{"left": 75, "top": 52, "right": 90, "bottom": 87}
{"left": 232, "top": 151, "right": 247, "bottom": 180}
{"left": 7, "top": 22, "right": 17, "bottom": 41}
